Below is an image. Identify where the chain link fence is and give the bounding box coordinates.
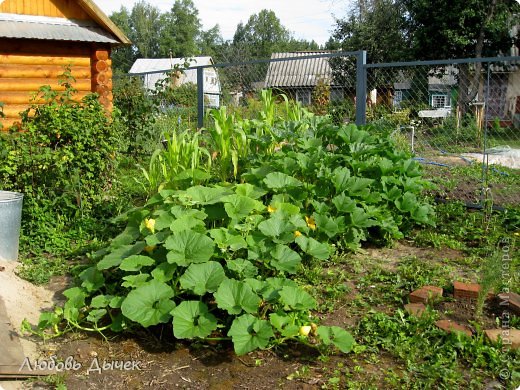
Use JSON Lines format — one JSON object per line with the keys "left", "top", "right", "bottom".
{"left": 365, "top": 58, "right": 520, "bottom": 207}
{"left": 116, "top": 53, "right": 520, "bottom": 207}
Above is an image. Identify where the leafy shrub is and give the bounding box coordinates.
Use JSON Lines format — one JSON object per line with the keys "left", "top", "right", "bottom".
{"left": 0, "top": 75, "right": 119, "bottom": 253}
{"left": 113, "top": 77, "right": 159, "bottom": 155}
{"left": 328, "top": 98, "right": 355, "bottom": 125}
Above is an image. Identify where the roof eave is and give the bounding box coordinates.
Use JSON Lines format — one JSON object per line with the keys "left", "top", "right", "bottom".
{"left": 76, "top": 0, "right": 131, "bottom": 46}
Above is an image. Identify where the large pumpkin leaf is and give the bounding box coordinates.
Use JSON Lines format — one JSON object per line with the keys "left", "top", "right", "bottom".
{"left": 228, "top": 314, "right": 274, "bottom": 355}
{"left": 317, "top": 325, "right": 355, "bottom": 353}
{"left": 185, "top": 185, "right": 231, "bottom": 205}
{"left": 332, "top": 193, "right": 357, "bottom": 213}
{"left": 270, "top": 245, "right": 302, "bottom": 274}
{"left": 179, "top": 261, "right": 226, "bottom": 295}
{"left": 97, "top": 242, "right": 147, "bottom": 270}
{"left": 295, "top": 235, "right": 331, "bottom": 260}
{"left": 214, "top": 279, "right": 261, "bottom": 315}
{"left": 170, "top": 215, "right": 206, "bottom": 233}
{"left": 171, "top": 301, "right": 218, "bottom": 339}
{"left": 234, "top": 183, "right": 266, "bottom": 199}
{"left": 165, "top": 230, "right": 215, "bottom": 266}
{"left": 209, "top": 228, "right": 247, "bottom": 251}
{"left": 79, "top": 266, "right": 104, "bottom": 293}
{"left": 121, "top": 274, "right": 150, "bottom": 288}
{"left": 263, "top": 172, "right": 302, "bottom": 190}
{"left": 223, "top": 194, "right": 264, "bottom": 220}
{"left": 226, "top": 259, "right": 259, "bottom": 279}
{"left": 121, "top": 280, "right": 175, "bottom": 327}
{"left": 119, "top": 255, "right": 155, "bottom": 272}
{"left": 279, "top": 285, "right": 316, "bottom": 311}
{"left": 332, "top": 167, "right": 351, "bottom": 193}
{"left": 350, "top": 207, "right": 378, "bottom": 228}
{"left": 258, "top": 216, "right": 293, "bottom": 243}
{"left": 151, "top": 262, "right": 177, "bottom": 283}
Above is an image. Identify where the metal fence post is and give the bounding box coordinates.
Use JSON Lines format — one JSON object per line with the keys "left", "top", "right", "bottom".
{"left": 197, "top": 66, "right": 204, "bottom": 128}
{"left": 356, "top": 50, "right": 367, "bottom": 126}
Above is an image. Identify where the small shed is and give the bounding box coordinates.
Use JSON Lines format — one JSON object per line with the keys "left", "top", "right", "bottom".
{"left": 129, "top": 57, "right": 221, "bottom": 107}
{"left": 265, "top": 52, "right": 346, "bottom": 106}
{"left": 0, "top": 0, "right": 130, "bottom": 130}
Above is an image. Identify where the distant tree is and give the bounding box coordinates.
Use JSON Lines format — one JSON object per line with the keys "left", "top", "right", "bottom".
{"left": 403, "top": 0, "right": 520, "bottom": 108}
{"left": 159, "top": 0, "right": 201, "bottom": 58}
{"left": 129, "top": 1, "right": 163, "bottom": 58}
{"left": 332, "top": 0, "right": 409, "bottom": 64}
{"left": 110, "top": 7, "right": 136, "bottom": 73}
{"left": 232, "top": 9, "right": 292, "bottom": 59}
{"left": 197, "top": 25, "right": 224, "bottom": 57}
{"left": 330, "top": 0, "right": 520, "bottom": 109}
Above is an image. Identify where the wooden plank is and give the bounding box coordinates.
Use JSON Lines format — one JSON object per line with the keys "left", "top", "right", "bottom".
{"left": 0, "top": 91, "right": 90, "bottom": 104}
{"left": 0, "top": 64, "right": 91, "bottom": 79}
{"left": 0, "top": 39, "right": 91, "bottom": 56}
{"left": 0, "top": 78, "right": 92, "bottom": 92}
{"left": 2, "top": 104, "right": 31, "bottom": 118}
{"left": 0, "top": 118, "right": 22, "bottom": 130}
{"left": 0, "top": 54, "right": 91, "bottom": 67}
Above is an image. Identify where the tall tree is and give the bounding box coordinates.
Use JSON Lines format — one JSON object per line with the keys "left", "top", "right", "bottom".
{"left": 160, "top": 0, "right": 202, "bottom": 58}
{"left": 197, "top": 25, "right": 224, "bottom": 57}
{"left": 332, "top": 0, "right": 410, "bottom": 64}
{"left": 330, "top": 0, "right": 409, "bottom": 91}
{"left": 403, "top": 0, "right": 520, "bottom": 108}
{"left": 130, "top": 1, "right": 163, "bottom": 58}
{"left": 110, "top": 7, "right": 136, "bottom": 73}
{"left": 232, "top": 9, "right": 292, "bottom": 59}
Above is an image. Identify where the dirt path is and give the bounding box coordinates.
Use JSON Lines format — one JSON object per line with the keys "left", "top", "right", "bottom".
{"left": 0, "top": 260, "right": 59, "bottom": 389}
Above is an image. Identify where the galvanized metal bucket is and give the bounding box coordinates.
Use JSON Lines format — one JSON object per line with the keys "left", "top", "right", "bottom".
{"left": 0, "top": 191, "right": 24, "bottom": 261}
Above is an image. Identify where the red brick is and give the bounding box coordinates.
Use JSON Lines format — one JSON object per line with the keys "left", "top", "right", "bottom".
{"left": 435, "top": 320, "right": 472, "bottom": 337}
{"left": 453, "top": 281, "right": 481, "bottom": 300}
{"left": 484, "top": 328, "right": 520, "bottom": 350}
{"left": 404, "top": 303, "right": 426, "bottom": 317}
{"left": 497, "top": 292, "right": 520, "bottom": 315}
{"left": 409, "top": 286, "right": 443, "bottom": 304}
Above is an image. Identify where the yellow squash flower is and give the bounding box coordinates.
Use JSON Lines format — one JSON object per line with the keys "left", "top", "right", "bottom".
{"left": 267, "top": 205, "right": 276, "bottom": 213}
{"left": 294, "top": 230, "right": 302, "bottom": 238}
{"left": 305, "top": 216, "right": 316, "bottom": 231}
{"left": 144, "top": 218, "right": 156, "bottom": 233}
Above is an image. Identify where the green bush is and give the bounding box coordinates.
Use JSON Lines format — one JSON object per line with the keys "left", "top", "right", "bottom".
{"left": 113, "top": 77, "right": 159, "bottom": 156}
{"left": 0, "top": 76, "right": 119, "bottom": 251}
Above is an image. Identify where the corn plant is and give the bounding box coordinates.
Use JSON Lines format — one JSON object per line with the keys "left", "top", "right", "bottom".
{"left": 162, "top": 130, "right": 212, "bottom": 181}
{"left": 207, "top": 107, "right": 242, "bottom": 181}
{"left": 137, "top": 130, "right": 212, "bottom": 195}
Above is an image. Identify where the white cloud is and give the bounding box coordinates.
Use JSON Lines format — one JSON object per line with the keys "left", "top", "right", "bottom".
{"left": 95, "top": 0, "right": 347, "bottom": 45}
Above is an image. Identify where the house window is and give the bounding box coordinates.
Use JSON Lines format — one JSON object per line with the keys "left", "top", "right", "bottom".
{"left": 431, "top": 94, "right": 450, "bottom": 108}
{"left": 296, "top": 90, "right": 311, "bottom": 106}
{"left": 393, "top": 90, "right": 403, "bottom": 107}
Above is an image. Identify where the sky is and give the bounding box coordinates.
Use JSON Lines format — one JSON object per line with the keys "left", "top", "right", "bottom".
{"left": 95, "top": 0, "right": 349, "bottom": 45}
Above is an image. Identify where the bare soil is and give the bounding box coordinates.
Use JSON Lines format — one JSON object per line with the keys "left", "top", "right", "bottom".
{"left": 0, "top": 243, "right": 512, "bottom": 390}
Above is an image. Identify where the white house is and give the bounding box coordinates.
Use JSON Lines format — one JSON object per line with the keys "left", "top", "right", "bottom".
{"left": 129, "top": 56, "right": 221, "bottom": 107}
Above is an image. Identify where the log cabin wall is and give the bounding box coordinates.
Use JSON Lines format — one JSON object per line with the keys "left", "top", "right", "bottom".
{"left": 0, "top": 40, "right": 113, "bottom": 129}
{"left": 0, "top": 0, "right": 123, "bottom": 130}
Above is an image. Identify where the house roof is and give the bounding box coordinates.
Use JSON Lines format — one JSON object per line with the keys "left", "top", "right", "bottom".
{"left": 129, "top": 57, "right": 215, "bottom": 74}
{"left": 0, "top": 0, "right": 130, "bottom": 45}
{"left": 128, "top": 57, "right": 218, "bottom": 92}
{"left": 265, "top": 52, "right": 337, "bottom": 88}
{"left": 0, "top": 13, "right": 118, "bottom": 44}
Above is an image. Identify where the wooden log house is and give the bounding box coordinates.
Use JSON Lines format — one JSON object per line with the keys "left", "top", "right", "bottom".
{"left": 0, "top": 0, "right": 130, "bottom": 129}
